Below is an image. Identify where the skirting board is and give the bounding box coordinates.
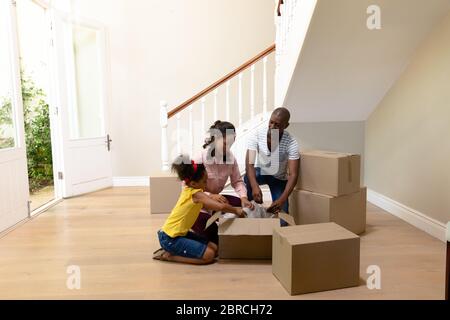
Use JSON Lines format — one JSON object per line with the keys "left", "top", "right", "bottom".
{"left": 113, "top": 176, "right": 150, "bottom": 187}
{"left": 367, "top": 188, "right": 446, "bottom": 242}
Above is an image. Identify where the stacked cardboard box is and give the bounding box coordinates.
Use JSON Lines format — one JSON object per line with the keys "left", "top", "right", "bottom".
{"left": 149, "top": 174, "right": 182, "bottom": 214}
{"left": 289, "top": 150, "right": 367, "bottom": 235}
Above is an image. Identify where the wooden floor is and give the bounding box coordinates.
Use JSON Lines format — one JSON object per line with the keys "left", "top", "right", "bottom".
{"left": 0, "top": 187, "right": 446, "bottom": 300}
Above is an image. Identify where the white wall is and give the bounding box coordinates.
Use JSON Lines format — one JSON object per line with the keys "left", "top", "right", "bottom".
{"left": 70, "top": 0, "right": 276, "bottom": 176}
{"left": 365, "top": 12, "right": 450, "bottom": 224}
{"left": 283, "top": 0, "right": 450, "bottom": 122}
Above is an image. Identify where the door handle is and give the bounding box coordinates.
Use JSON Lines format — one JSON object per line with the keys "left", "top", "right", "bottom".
{"left": 106, "top": 134, "right": 112, "bottom": 151}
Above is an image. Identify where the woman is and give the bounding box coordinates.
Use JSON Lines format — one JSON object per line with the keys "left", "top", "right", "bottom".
{"left": 192, "top": 120, "right": 254, "bottom": 244}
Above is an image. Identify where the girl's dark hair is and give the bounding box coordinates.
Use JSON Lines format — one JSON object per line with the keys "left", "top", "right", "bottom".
{"left": 203, "top": 120, "right": 236, "bottom": 157}
{"left": 171, "top": 154, "right": 206, "bottom": 183}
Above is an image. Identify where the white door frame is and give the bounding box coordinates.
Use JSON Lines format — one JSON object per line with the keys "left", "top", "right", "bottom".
{"left": 50, "top": 9, "right": 113, "bottom": 198}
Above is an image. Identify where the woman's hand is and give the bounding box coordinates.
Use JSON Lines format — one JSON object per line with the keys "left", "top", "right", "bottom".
{"left": 241, "top": 197, "right": 254, "bottom": 210}
{"left": 209, "top": 194, "right": 229, "bottom": 204}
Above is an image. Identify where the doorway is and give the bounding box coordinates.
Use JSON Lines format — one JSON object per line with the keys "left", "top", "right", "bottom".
{"left": 0, "top": 0, "right": 112, "bottom": 233}
{"left": 15, "top": 0, "right": 61, "bottom": 212}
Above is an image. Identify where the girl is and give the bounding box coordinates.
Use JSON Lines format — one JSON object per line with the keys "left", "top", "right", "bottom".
{"left": 191, "top": 120, "right": 254, "bottom": 244}
{"left": 154, "top": 155, "right": 245, "bottom": 265}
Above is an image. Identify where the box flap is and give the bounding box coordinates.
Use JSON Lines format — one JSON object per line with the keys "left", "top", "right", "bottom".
{"left": 205, "top": 211, "right": 222, "bottom": 230}
{"left": 219, "top": 218, "right": 280, "bottom": 236}
{"left": 276, "top": 222, "right": 359, "bottom": 245}
{"left": 278, "top": 212, "right": 296, "bottom": 226}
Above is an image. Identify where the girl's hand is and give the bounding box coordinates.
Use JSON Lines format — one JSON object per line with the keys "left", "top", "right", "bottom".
{"left": 235, "top": 208, "right": 246, "bottom": 218}
{"left": 209, "top": 194, "right": 228, "bottom": 204}
{"left": 241, "top": 197, "right": 254, "bottom": 210}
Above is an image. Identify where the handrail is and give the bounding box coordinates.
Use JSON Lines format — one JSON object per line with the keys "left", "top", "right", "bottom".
{"left": 167, "top": 44, "right": 276, "bottom": 119}
{"left": 277, "top": 0, "right": 284, "bottom": 16}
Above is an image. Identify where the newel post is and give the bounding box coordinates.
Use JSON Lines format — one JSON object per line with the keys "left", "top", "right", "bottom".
{"left": 160, "top": 100, "right": 170, "bottom": 171}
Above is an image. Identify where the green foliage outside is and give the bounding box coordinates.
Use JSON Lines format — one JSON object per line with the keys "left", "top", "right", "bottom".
{"left": 0, "top": 71, "right": 53, "bottom": 192}
{"left": 0, "top": 96, "right": 14, "bottom": 149}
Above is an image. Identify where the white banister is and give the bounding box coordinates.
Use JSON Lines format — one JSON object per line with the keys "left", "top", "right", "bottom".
{"left": 250, "top": 65, "right": 255, "bottom": 118}
{"left": 263, "top": 56, "right": 268, "bottom": 114}
{"left": 160, "top": 101, "right": 169, "bottom": 171}
{"left": 226, "top": 80, "right": 230, "bottom": 121}
{"left": 238, "top": 73, "right": 243, "bottom": 126}
{"left": 214, "top": 89, "right": 218, "bottom": 121}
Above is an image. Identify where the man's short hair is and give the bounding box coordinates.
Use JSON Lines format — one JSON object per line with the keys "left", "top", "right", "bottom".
{"left": 272, "top": 107, "right": 291, "bottom": 123}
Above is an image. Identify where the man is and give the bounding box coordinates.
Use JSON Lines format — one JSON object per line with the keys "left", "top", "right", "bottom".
{"left": 244, "top": 107, "right": 300, "bottom": 215}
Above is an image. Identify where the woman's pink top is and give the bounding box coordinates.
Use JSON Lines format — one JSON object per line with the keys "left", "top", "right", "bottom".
{"left": 194, "top": 148, "right": 247, "bottom": 198}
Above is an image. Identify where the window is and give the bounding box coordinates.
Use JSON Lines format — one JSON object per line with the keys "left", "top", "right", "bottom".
{"left": 70, "top": 24, "right": 105, "bottom": 139}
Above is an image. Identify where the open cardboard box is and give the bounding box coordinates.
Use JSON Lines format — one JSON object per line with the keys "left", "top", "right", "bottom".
{"left": 205, "top": 212, "right": 296, "bottom": 260}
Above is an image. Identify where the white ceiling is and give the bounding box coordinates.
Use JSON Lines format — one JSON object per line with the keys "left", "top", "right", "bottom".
{"left": 285, "top": 0, "right": 450, "bottom": 122}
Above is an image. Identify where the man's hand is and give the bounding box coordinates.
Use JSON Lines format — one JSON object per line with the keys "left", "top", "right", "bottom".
{"left": 267, "top": 198, "right": 285, "bottom": 214}
{"left": 252, "top": 186, "right": 263, "bottom": 204}
{"left": 241, "top": 197, "right": 255, "bottom": 210}
{"left": 209, "top": 194, "right": 229, "bottom": 204}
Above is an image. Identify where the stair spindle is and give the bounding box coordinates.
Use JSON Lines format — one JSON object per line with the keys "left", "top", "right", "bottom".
{"left": 201, "top": 97, "right": 206, "bottom": 134}
{"left": 214, "top": 89, "right": 218, "bottom": 121}
{"left": 226, "top": 80, "right": 230, "bottom": 121}
{"left": 176, "top": 113, "right": 181, "bottom": 155}
{"left": 160, "top": 101, "right": 169, "bottom": 171}
{"left": 263, "top": 57, "right": 268, "bottom": 115}
{"left": 250, "top": 65, "right": 255, "bottom": 119}
{"left": 189, "top": 105, "right": 193, "bottom": 157}
{"left": 238, "top": 73, "right": 243, "bottom": 126}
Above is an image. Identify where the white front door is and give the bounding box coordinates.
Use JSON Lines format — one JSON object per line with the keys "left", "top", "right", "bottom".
{"left": 51, "top": 11, "right": 113, "bottom": 197}
{"left": 0, "top": 1, "right": 30, "bottom": 232}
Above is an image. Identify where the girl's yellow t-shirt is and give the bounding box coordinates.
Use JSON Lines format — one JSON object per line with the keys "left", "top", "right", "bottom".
{"left": 161, "top": 187, "right": 204, "bottom": 238}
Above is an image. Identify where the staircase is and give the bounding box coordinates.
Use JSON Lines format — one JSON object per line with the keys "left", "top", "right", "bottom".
{"left": 159, "top": 44, "right": 275, "bottom": 171}
{"left": 159, "top": 0, "right": 308, "bottom": 172}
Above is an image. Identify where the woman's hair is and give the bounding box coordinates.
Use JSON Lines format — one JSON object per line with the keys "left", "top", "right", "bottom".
{"left": 203, "top": 120, "right": 236, "bottom": 157}
{"left": 171, "top": 154, "right": 206, "bottom": 183}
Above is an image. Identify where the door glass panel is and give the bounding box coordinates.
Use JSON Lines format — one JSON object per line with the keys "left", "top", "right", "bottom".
{"left": 70, "top": 24, "right": 104, "bottom": 139}
{"left": 0, "top": 12, "right": 16, "bottom": 150}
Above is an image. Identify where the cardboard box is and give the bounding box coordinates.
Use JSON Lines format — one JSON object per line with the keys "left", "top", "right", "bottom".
{"left": 272, "top": 222, "right": 360, "bottom": 295}
{"left": 149, "top": 174, "right": 182, "bottom": 214}
{"left": 298, "top": 150, "right": 361, "bottom": 196}
{"left": 206, "top": 212, "right": 296, "bottom": 260}
{"left": 289, "top": 187, "right": 367, "bottom": 234}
